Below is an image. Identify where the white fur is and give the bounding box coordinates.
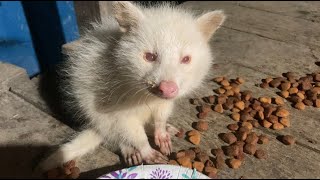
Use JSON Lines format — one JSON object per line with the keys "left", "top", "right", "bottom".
{"left": 38, "top": 1, "right": 226, "bottom": 171}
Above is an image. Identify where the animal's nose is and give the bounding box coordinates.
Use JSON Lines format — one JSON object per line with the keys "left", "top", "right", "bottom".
{"left": 158, "top": 81, "right": 179, "bottom": 98}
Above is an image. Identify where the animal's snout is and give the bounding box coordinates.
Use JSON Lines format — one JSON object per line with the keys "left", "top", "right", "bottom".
{"left": 158, "top": 81, "right": 178, "bottom": 99}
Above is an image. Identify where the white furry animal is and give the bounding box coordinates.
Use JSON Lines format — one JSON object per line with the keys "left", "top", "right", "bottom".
{"left": 38, "top": 1, "right": 225, "bottom": 172}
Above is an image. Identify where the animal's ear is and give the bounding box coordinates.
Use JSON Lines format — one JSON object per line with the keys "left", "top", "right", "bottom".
{"left": 196, "top": 10, "right": 226, "bottom": 41}
{"left": 112, "top": 1, "right": 145, "bottom": 33}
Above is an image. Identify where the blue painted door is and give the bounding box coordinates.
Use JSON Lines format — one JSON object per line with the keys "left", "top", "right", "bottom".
{"left": 0, "top": 1, "right": 79, "bottom": 77}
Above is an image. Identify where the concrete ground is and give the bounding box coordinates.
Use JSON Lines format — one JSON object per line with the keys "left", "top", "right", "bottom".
{"left": 1, "top": 1, "right": 320, "bottom": 179}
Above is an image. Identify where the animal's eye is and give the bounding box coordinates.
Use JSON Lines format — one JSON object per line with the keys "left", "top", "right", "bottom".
{"left": 181, "top": 56, "right": 191, "bottom": 64}
{"left": 144, "top": 52, "right": 157, "bottom": 62}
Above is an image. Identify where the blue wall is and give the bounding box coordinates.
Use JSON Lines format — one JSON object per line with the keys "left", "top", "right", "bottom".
{"left": 0, "top": 1, "right": 79, "bottom": 77}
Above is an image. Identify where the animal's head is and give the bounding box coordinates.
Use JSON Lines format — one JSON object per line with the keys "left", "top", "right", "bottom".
{"left": 113, "top": 1, "right": 226, "bottom": 100}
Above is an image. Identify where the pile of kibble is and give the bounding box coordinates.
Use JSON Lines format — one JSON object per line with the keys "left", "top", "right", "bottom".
{"left": 259, "top": 72, "right": 320, "bottom": 109}
{"left": 168, "top": 71, "right": 320, "bottom": 178}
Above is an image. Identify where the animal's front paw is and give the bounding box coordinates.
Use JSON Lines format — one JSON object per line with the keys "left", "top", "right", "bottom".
{"left": 141, "top": 148, "right": 169, "bottom": 165}
{"left": 121, "top": 145, "right": 143, "bottom": 166}
{"left": 154, "top": 130, "right": 172, "bottom": 155}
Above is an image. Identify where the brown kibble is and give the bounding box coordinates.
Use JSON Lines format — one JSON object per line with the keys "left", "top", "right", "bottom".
{"left": 221, "top": 79, "right": 230, "bottom": 86}
{"left": 206, "top": 172, "right": 218, "bottom": 179}
{"left": 236, "top": 77, "right": 245, "bottom": 84}
{"left": 233, "top": 86, "right": 241, "bottom": 94}
{"left": 197, "top": 112, "right": 208, "bottom": 119}
{"left": 188, "top": 130, "right": 200, "bottom": 137}
{"left": 280, "top": 82, "right": 291, "bottom": 91}
{"left": 238, "top": 126, "right": 250, "bottom": 133}
{"left": 279, "top": 118, "right": 290, "bottom": 127}
{"left": 294, "top": 102, "right": 305, "bottom": 110}
{"left": 235, "top": 152, "right": 245, "bottom": 161}
{"left": 168, "top": 160, "right": 179, "bottom": 165}
{"left": 241, "top": 122, "right": 253, "bottom": 130}
{"left": 205, "top": 160, "right": 214, "bottom": 167}
{"left": 212, "top": 148, "right": 224, "bottom": 157}
{"left": 214, "top": 104, "right": 224, "bottom": 113}
{"left": 254, "top": 149, "right": 267, "bottom": 159}
{"left": 232, "top": 107, "right": 241, "bottom": 113}
{"left": 227, "top": 124, "right": 239, "bottom": 131}
{"left": 264, "top": 106, "right": 276, "bottom": 118}
{"left": 223, "top": 101, "right": 234, "bottom": 110}
{"left": 185, "top": 149, "right": 196, "bottom": 160}
{"left": 201, "top": 104, "right": 211, "bottom": 113}
{"left": 177, "top": 157, "right": 192, "bottom": 167}
{"left": 289, "top": 95, "right": 302, "bottom": 103}
{"left": 262, "top": 120, "right": 272, "bottom": 128}
{"left": 213, "top": 77, "right": 224, "bottom": 83}
{"left": 269, "top": 79, "right": 281, "bottom": 88}
{"left": 223, "top": 86, "right": 233, "bottom": 90}
{"left": 228, "top": 159, "right": 242, "bottom": 169}
{"left": 274, "top": 97, "right": 284, "bottom": 105}
{"left": 243, "top": 143, "right": 256, "bottom": 155}
{"left": 176, "top": 151, "right": 186, "bottom": 159}
{"left": 280, "top": 135, "right": 295, "bottom": 145}
{"left": 193, "top": 161, "right": 205, "bottom": 172}
{"left": 288, "top": 87, "right": 299, "bottom": 94}
{"left": 249, "top": 110, "right": 257, "bottom": 117}
{"left": 175, "top": 128, "right": 185, "bottom": 138}
{"left": 314, "top": 74, "right": 320, "bottom": 82}
{"left": 225, "top": 89, "right": 235, "bottom": 96}
{"left": 259, "top": 97, "right": 271, "bottom": 104}
{"left": 296, "top": 92, "right": 305, "bottom": 100}
{"left": 231, "top": 113, "right": 240, "bottom": 121}
{"left": 303, "top": 99, "right": 313, "bottom": 106}
{"left": 235, "top": 131, "right": 248, "bottom": 141}
{"left": 275, "top": 108, "right": 289, "bottom": 117}
{"left": 204, "top": 166, "right": 218, "bottom": 175}
{"left": 251, "top": 120, "right": 260, "bottom": 128}
{"left": 268, "top": 115, "right": 279, "bottom": 124}
{"left": 245, "top": 132, "right": 259, "bottom": 145}
{"left": 221, "top": 133, "right": 237, "bottom": 144}
{"left": 311, "top": 87, "right": 320, "bottom": 94}
{"left": 191, "top": 147, "right": 202, "bottom": 154}
{"left": 225, "top": 144, "right": 240, "bottom": 157}
{"left": 283, "top": 72, "right": 296, "bottom": 79}
{"left": 264, "top": 77, "right": 273, "bottom": 84}
{"left": 208, "top": 96, "right": 216, "bottom": 104}
{"left": 300, "top": 81, "right": 313, "bottom": 91}
{"left": 258, "top": 135, "right": 269, "bottom": 144}
{"left": 215, "top": 88, "right": 226, "bottom": 94}
{"left": 215, "top": 156, "right": 225, "bottom": 169}
{"left": 260, "top": 82, "right": 269, "bottom": 89}
{"left": 189, "top": 134, "right": 201, "bottom": 145}
{"left": 217, "top": 95, "right": 227, "bottom": 104}
{"left": 272, "top": 122, "right": 285, "bottom": 130}
{"left": 241, "top": 90, "right": 252, "bottom": 101}
{"left": 256, "top": 111, "right": 264, "bottom": 120}
{"left": 235, "top": 101, "right": 245, "bottom": 110}
{"left": 240, "top": 113, "right": 252, "bottom": 122}
{"left": 280, "top": 91, "right": 289, "bottom": 98}
{"left": 196, "top": 152, "right": 209, "bottom": 163}
{"left": 196, "top": 120, "right": 209, "bottom": 132}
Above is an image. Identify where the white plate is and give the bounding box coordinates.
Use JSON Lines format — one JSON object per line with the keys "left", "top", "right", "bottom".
{"left": 97, "top": 164, "right": 210, "bottom": 179}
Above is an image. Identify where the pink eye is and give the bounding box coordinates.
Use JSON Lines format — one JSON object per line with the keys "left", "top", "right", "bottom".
{"left": 181, "top": 56, "right": 191, "bottom": 64}
{"left": 144, "top": 52, "right": 157, "bottom": 62}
